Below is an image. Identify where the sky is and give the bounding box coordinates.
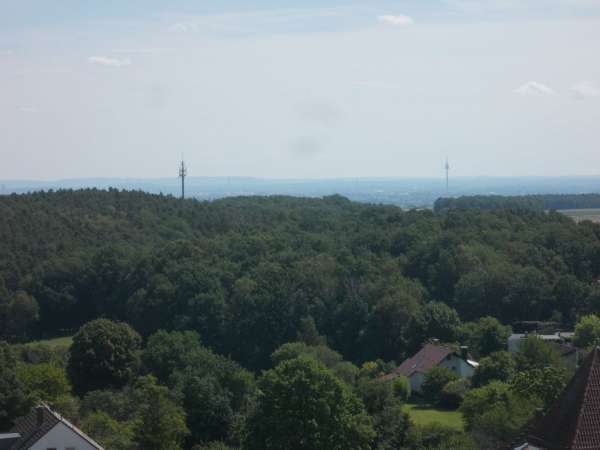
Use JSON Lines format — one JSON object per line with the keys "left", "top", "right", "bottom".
{"left": 1, "top": 0, "right": 600, "bottom": 180}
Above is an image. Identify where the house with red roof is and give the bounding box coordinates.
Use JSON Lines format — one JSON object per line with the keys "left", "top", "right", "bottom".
{"left": 383, "top": 342, "right": 479, "bottom": 393}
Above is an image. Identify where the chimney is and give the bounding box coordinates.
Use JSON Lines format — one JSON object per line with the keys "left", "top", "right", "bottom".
{"left": 36, "top": 406, "right": 45, "bottom": 427}
{"left": 460, "top": 346, "right": 469, "bottom": 360}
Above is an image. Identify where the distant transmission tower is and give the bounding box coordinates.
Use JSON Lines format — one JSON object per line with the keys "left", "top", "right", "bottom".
{"left": 179, "top": 159, "right": 187, "bottom": 199}
{"left": 445, "top": 158, "right": 450, "bottom": 192}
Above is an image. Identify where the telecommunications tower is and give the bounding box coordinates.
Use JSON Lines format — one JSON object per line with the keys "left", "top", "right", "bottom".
{"left": 179, "top": 159, "right": 187, "bottom": 199}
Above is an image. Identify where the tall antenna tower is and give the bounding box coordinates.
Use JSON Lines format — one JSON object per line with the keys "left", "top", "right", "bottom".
{"left": 179, "top": 158, "right": 187, "bottom": 199}
{"left": 445, "top": 158, "right": 450, "bottom": 192}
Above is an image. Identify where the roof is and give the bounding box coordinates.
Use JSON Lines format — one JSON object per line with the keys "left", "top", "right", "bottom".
{"left": 383, "top": 344, "right": 453, "bottom": 380}
{"left": 0, "top": 434, "right": 20, "bottom": 450}
{"left": 9, "top": 404, "right": 104, "bottom": 450}
{"left": 527, "top": 347, "right": 600, "bottom": 450}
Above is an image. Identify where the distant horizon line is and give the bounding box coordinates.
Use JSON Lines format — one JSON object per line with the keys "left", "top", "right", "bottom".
{"left": 3, "top": 174, "right": 600, "bottom": 184}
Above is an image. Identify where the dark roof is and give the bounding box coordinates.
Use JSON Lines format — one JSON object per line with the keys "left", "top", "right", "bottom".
{"left": 383, "top": 344, "right": 453, "bottom": 380}
{"left": 9, "top": 405, "right": 60, "bottom": 450}
{"left": 9, "top": 404, "right": 104, "bottom": 450}
{"left": 527, "top": 348, "right": 600, "bottom": 450}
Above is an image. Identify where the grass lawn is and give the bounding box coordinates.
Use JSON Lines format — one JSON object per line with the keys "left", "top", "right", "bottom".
{"left": 27, "top": 336, "right": 73, "bottom": 348}
{"left": 402, "top": 402, "right": 464, "bottom": 430}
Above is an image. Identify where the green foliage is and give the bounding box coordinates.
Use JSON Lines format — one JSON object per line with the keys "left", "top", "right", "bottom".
{"left": 81, "top": 411, "right": 135, "bottom": 450}
{"left": 510, "top": 367, "right": 568, "bottom": 410}
{"left": 421, "top": 366, "right": 459, "bottom": 405}
{"left": 12, "top": 342, "right": 69, "bottom": 366}
{"left": 458, "top": 317, "right": 511, "bottom": 358}
{"left": 460, "top": 381, "right": 537, "bottom": 437}
{"left": 131, "top": 375, "right": 189, "bottom": 450}
{"left": 514, "top": 335, "right": 564, "bottom": 371}
{"left": 271, "top": 342, "right": 358, "bottom": 385}
{"left": 402, "top": 424, "right": 477, "bottom": 450}
{"left": 357, "top": 378, "right": 396, "bottom": 416}
{"left": 67, "top": 319, "right": 142, "bottom": 395}
{"left": 296, "top": 316, "right": 327, "bottom": 346}
{"left": 0, "top": 291, "right": 39, "bottom": 341}
{"left": 16, "top": 362, "right": 71, "bottom": 403}
{"left": 439, "top": 379, "right": 470, "bottom": 409}
{"left": 409, "top": 302, "right": 461, "bottom": 351}
{"left": 373, "top": 402, "right": 411, "bottom": 450}
{"left": 3, "top": 190, "right": 600, "bottom": 369}
{"left": 391, "top": 375, "right": 411, "bottom": 401}
{"left": 573, "top": 314, "right": 600, "bottom": 348}
{"left": 434, "top": 193, "right": 600, "bottom": 212}
{"left": 471, "top": 351, "right": 516, "bottom": 387}
{"left": 179, "top": 375, "right": 234, "bottom": 445}
{"left": 244, "top": 357, "right": 375, "bottom": 450}
{"left": 142, "top": 330, "right": 205, "bottom": 382}
{"left": 0, "top": 341, "right": 31, "bottom": 429}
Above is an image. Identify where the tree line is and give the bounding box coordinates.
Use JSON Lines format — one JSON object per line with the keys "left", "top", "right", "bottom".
{"left": 434, "top": 193, "right": 600, "bottom": 212}
{"left": 2, "top": 189, "right": 600, "bottom": 367}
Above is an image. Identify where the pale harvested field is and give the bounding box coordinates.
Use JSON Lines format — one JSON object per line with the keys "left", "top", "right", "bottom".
{"left": 560, "top": 209, "right": 600, "bottom": 223}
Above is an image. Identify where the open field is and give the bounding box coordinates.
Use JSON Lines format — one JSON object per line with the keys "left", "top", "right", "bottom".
{"left": 402, "top": 402, "right": 464, "bottom": 430}
{"left": 27, "top": 336, "right": 73, "bottom": 348}
{"left": 560, "top": 209, "right": 600, "bottom": 223}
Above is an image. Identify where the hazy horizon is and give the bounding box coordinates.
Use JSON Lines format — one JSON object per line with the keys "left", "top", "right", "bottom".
{"left": 2, "top": 1, "right": 600, "bottom": 180}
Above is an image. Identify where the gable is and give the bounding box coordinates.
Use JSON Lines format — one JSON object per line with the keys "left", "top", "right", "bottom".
{"left": 29, "top": 423, "right": 100, "bottom": 450}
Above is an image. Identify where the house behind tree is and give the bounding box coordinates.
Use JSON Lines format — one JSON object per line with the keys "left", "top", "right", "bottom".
{"left": 383, "top": 343, "right": 479, "bottom": 393}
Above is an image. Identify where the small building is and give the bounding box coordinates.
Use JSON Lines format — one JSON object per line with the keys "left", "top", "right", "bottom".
{"left": 0, "top": 404, "right": 104, "bottom": 450}
{"left": 512, "top": 347, "right": 600, "bottom": 450}
{"left": 383, "top": 343, "right": 479, "bottom": 393}
{"left": 508, "top": 332, "right": 574, "bottom": 354}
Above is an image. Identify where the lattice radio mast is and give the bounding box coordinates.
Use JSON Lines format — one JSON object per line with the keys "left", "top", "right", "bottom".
{"left": 179, "top": 159, "right": 187, "bottom": 199}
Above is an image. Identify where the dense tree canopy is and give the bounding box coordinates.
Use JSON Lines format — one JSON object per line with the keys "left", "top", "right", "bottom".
{"left": 2, "top": 190, "right": 600, "bottom": 369}
{"left": 6, "top": 189, "right": 600, "bottom": 449}
{"left": 67, "top": 319, "right": 142, "bottom": 394}
{"left": 244, "top": 357, "right": 375, "bottom": 450}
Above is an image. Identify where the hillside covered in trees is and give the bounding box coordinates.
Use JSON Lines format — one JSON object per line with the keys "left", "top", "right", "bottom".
{"left": 434, "top": 193, "right": 600, "bottom": 212}
{"left": 4, "top": 189, "right": 600, "bottom": 449}
{"left": 2, "top": 189, "right": 600, "bottom": 366}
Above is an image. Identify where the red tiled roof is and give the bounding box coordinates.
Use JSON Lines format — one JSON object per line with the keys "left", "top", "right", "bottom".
{"left": 383, "top": 344, "right": 453, "bottom": 380}
{"left": 527, "top": 348, "right": 600, "bottom": 450}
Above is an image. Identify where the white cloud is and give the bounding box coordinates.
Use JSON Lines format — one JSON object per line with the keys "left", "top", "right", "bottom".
{"left": 113, "top": 48, "right": 173, "bottom": 54}
{"left": 571, "top": 81, "right": 600, "bottom": 98}
{"left": 168, "top": 22, "right": 190, "bottom": 32}
{"left": 87, "top": 56, "right": 132, "bottom": 67}
{"left": 515, "top": 81, "right": 556, "bottom": 96}
{"left": 377, "top": 15, "right": 414, "bottom": 26}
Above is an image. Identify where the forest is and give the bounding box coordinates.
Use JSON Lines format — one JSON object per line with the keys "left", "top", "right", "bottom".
{"left": 434, "top": 193, "right": 600, "bottom": 212}
{"left": 3, "top": 189, "right": 600, "bottom": 449}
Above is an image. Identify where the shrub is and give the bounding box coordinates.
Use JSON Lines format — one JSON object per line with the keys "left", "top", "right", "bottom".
{"left": 391, "top": 375, "right": 411, "bottom": 401}
{"left": 422, "top": 366, "right": 459, "bottom": 405}
{"left": 439, "top": 378, "right": 470, "bottom": 409}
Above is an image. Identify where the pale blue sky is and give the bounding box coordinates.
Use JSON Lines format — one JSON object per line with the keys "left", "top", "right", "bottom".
{"left": 2, "top": 1, "right": 600, "bottom": 180}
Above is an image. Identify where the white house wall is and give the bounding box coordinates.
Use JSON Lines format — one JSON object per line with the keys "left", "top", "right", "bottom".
{"left": 410, "top": 372, "right": 425, "bottom": 393}
{"left": 439, "top": 355, "right": 476, "bottom": 378}
{"left": 29, "top": 422, "right": 98, "bottom": 450}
